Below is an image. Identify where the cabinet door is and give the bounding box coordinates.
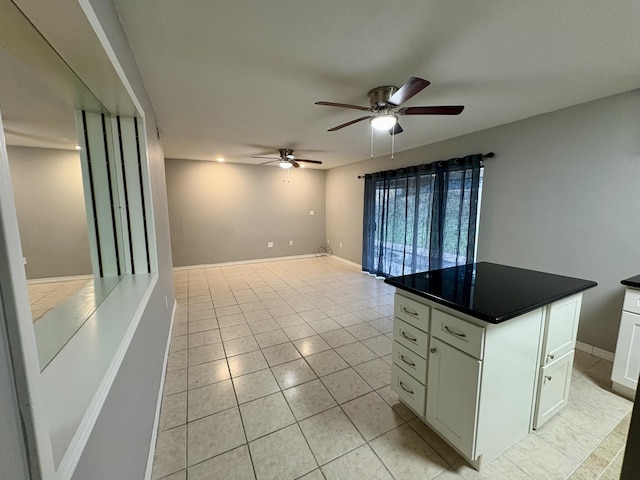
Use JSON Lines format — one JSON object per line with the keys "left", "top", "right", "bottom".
{"left": 426, "top": 337, "right": 481, "bottom": 459}
{"left": 542, "top": 295, "right": 581, "bottom": 365}
{"left": 612, "top": 310, "right": 640, "bottom": 390}
{"left": 533, "top": 350, "right": 574, "bottom": 429}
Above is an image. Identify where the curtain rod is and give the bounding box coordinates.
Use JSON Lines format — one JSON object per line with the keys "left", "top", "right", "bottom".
{"left": 357, "top": 152, "right": 495, "bottom": 179}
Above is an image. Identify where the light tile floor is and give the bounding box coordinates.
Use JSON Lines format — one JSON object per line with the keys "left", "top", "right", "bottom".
{"left": 152, "top": 257, "right": 633, "bottom": 480}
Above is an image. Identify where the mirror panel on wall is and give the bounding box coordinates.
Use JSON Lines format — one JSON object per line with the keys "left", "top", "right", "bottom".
{"left": 0, "top": 1, "right": 127, "bottom": 369}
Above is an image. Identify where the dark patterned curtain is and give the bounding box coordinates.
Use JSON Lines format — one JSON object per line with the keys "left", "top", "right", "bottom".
{"left": 362, "top": 154, "right": 483, "bottom": 277}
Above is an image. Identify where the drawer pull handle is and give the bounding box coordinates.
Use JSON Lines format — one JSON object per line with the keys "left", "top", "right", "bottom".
{"left": 401, "top": 331, "right": 417, "bottom": 343}
{"left": 443, "top": 325, "right": 467, "bottom": 338}
{"left": 399, "top": 381, "right": 415, "bottom": 395}
{"left": 430, "top": 347, "right": 437, "bottom": 354}
{"left": 545, "top": 375, "right": 552, "bottom": 381}
{"left": 400, "top": 355, "right": 416, "bottom": 367}
{"left": 401, "top": 306, "right": 419, "bottom": 317}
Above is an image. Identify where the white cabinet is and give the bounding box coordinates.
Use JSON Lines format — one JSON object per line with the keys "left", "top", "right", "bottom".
{"left": 612, "top": 287, "right": 640, "bottom": 399}
{"left": 426, "top": 337, "right": 481, "bottom": 459}
{"left": 390, "top": 290, "right": 583, "bottom": 470}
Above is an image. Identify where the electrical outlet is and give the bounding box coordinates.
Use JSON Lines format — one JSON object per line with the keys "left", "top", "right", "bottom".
{"left": 340, "top": 242, "right": 343, "bottom": 248}
{"left": 289, "top": 240, "right": 294, "bottom": 246}
{"left": 267, "top": 242, "right": 274, "bottom": 248}
{"left": 309, "top": 210, "right": 315, "bottom": 216}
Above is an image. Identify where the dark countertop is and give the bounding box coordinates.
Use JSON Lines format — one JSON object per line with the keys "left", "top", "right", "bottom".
{"left": 622, "top": 274, "right": 640, "bottom": 289}
{"left": 384, "top": 262, "right": 597, "bottom": 324}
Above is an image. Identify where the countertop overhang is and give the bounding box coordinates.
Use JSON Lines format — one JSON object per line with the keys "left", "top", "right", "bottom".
{"left": 621, "top": 274, "right": 640, "bottom": 289}
{"left": 384, "top": 262, "right": 597, "bottom": 324}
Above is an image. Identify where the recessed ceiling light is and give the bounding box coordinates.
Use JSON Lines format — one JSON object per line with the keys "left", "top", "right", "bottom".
{"left": 215, "top": 156, "right": 225, "bottom": 162}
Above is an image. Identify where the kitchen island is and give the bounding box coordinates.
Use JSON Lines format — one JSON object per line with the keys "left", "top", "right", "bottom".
{"left": 384, "top": 262, "right": 596, "bottom": 470}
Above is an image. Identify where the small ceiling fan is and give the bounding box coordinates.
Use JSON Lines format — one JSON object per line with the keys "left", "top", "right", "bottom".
{"left": 316, "top": 77, "right": 464, "bottom": 135}
{"left": 252, "top": 149, "right": 322, "bottom": 169}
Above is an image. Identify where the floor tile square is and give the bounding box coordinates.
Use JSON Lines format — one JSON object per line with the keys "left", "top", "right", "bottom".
{"left": 299, "top": 308, "right": 328, "bottom": 322}
{"left": 370, "top": 424, "right": 449, "bottom": 479}
{"left": 368, "top": 318, "right": 394, "bottom": 334}
{"left": 167, "top": 351, "right": 187, "bottom": 372}
{"left": 299, "top": 406, "right": 364, "bottom": 465}
{"left": 268, "top": 305, "right": 296, "bottom": 318}
{"left": 217, "top": 313, "right": 247, "bottom": 328}
{"left": 220, "top": 324, "right": 253, "bottom": 341}
{"left": 254, "top": 329, "right": 289, "bottom": 348}
{"left": 275, "top": 312, "right": 305, "bottom": 328}
{"left": 272, "top": 358, "right": 317, "bottom": 389}
{"left": 243, "top": 309, "right": 274, "bottom": 322}
{"left": 308, "top": 318, "right": 342, "bottom": 334}
{"left": 321, "top": 368, "right": 372, "bottom": 404}
{"left": 188, "top": 329, "right": 221, "bottom": 348}
{"left": 188, "top": 359, "right": 230, "bottom": 390}
{"left": 232, "top": 367, "right": 280, "bottom": 405}
{"left": 354, "top": 358, "right": 391, "bottom": 390}
{"left": 188, "top": 343, "right": 226, "bottom": 367}
{"left": 362, "top": 335, "right": 392, "bottom": 357}
{"left": 283, "top": 323, "right": 317, "bottom": 341}
{"left": 332, "top": 312, "right": 363, "bottom": 328}
{"left": 335, "top": 342, "right": 377, "bottom": 366}
{"left": 249, "top": 424, "right": 317, "bottom": 480}
{"left": 346, "top": 323, "right": 382, "bottom": 341}
{"left": 262, "top": 342, "right": 302, "bottom": 366}
{"left": 227, "top": 350, "right": 268, "bottom": 377}
{"left": 188, "top": 379, "right": 237, "bottom": 422}
{"left": 306, "top": 350, "right": 349, "bottom": 377}
{"left": 152, "top": 425, "right": 186, "bottom": 479}
{"left": 187, "top": 407, "right": 246, "bottom": 467}
{"left": 240, "top": 392, "right": 296, "bottom": 441}
{"left": 188, "top": 309, "right": 216, "bottom": 323}
{"left": 321, "top": 444, "right": 392, "bottom": 480}
{"left": 248, "top": 318, "right": 280, "bottom": 334}
{"left": 321, "top": 329, "right": 358, "bottom": 348}
{"left": 164, "top": 369, "right": 187, "bottom": 396}
{"left": 223, "top": 335, "right": 259, "bottom": 357}
{"left": 159, "top": 392, "right": 187, "bottom": 431}
{"left": 293, "top": 335, "right": 332, "bottom": 357}
{"left": 187, "top": 445, "right": 255, "bottom": 480}
{"left": 342, "top": 392, "right": 404, "bottom": 440}
{"left": 283, "top": 379, "right": 337, "bottom": 420}
{"left": 170, "top": 335, "right": 187, "bottom": 353}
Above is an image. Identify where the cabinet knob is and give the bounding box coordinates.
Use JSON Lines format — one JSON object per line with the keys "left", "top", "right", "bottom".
{"left": 547, "top": 354, "right": 555, "bottom": 361}
{"left": 429, "top": 347, "right": 436, "bottom": 354}
{"left": 545, "top": 375, "right": 552, "bottom": 381}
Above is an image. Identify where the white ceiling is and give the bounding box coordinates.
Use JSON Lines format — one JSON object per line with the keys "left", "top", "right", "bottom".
{"left": 108, "top": 1, "right": 640, "bottom": 167}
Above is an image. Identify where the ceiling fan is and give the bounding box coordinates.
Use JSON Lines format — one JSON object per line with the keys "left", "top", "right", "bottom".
{"left": 252, "top": 149, "right": 323, "bottom": 169}
{"left": 316, "top": 77, "right": 464, "bottom": 135}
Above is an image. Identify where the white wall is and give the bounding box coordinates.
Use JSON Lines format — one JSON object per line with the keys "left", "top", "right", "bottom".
{"left": 326, "top": 89, "right": 640, "bottom": 353}
{"left": 166, "top": 158, "right": 327, "bottom": 266}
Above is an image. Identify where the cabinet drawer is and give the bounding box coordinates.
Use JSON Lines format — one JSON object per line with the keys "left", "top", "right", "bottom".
{"left": 533, "top": 350, "right": 574, "bottom": 429}
{"left": 432, "top": 310, "right": 485, "bottom": 359}
{"left": 394, "top": 318, "right": 429, "bottom": 357}
{"left": 394, "top": 294, "right": 430, "bottom": 331}
{"left": 393, "top": 341, "right": 428, "bottom": 383}
{"left": 392, "top": 365, "right": 426, "bottom": 416}
{"left": 623, "top": 288, "right": 640, "bottom": 315}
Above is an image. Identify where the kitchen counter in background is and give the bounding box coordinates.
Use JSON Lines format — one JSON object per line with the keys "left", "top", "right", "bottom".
{"left": 621, "top": 274, "right": 640, "bottom": 289}
{"left": 612, "top": 275, "right": 640, "bottom": 399}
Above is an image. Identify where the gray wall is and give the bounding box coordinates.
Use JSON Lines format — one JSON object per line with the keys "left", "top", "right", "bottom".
{"left": 68, "top": 1, "right": 176, "bottom": 479}
{"left": 326, "top": 89, "right": 640, "bottom": 353}
{"left": 166, "top": 158, "right": 327, "bottom": 266}
{"left": 7, "top": 146, "right": 91, "bottom": 279}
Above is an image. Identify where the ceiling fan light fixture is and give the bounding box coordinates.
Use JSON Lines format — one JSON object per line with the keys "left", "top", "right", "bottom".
{"left": 279, "top": 161, "right": 293, "bottom": 169}
{"left": 370, "top": 114, "right": 397, "bottom": 131}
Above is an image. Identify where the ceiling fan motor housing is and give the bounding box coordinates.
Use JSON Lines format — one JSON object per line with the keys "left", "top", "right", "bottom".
{"left": 368, "top": 85, "right": 398, "bottom": 111}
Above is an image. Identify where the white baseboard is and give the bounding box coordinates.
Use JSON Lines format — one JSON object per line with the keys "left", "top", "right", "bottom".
{"left": 328, "top": 255, "right": 362, "bottom": 269}
{"left": 575, "top": 341, "right": 615, "bottom": 362}
{"left": 172, "top": 253, "right": 318, "bottom": 271}
{"left": 26, "top": 273, "right": 93, "bottom": 284}
{"left": 144, "top": 299, "right": 177, "bottom": 480}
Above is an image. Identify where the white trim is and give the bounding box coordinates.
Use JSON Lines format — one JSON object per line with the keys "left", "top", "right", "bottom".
{"left": 52, "top": 274, "right": 157, "bottom": 479}
{"left": 328, "top": 255, "right": 362, "bottom": 270}
{"left": 26, "top": 274, "right": 93, "bottom": 285}
{"left": 144, "top": 299, "right": 176, "bottom": 480}
{"left": 172, "top": 253, "right": 317, "bottom": 271}
{"left": 77, "top": 0, "right": 145, "bottom": 118}
{"left": 575, "top": 341, "right": 614, "bottom": 361}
